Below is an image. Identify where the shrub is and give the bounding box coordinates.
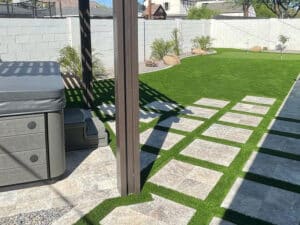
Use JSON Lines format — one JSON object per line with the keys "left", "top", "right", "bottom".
{"left": 187, "top": 7, "right": 217, "bottom": 19}
{"left": 151, "top": 39, "right": 173, "bottom": 60}
{"left": 277, "top": 35, "right": 289, "bottom": 60}
{"left": 58, "top": 46, "right": 105, "bottom": 79}
{"left": 171, "top": 28, "right": 181, "bottom": 56}
{"left": 192, "top": 36, "right": 213, "bottom": 50}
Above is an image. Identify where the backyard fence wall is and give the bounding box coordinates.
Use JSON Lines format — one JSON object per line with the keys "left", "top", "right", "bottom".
{"left": 0, "top": 18, "right": 299, "bottom": 69}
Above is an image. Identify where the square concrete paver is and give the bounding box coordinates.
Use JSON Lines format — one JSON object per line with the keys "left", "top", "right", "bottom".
{"left": 221, "top": 178, "right": 300, "bottom": 225}
{"left": 194, "top": 98, "right": 230, "bottom": 108}
{"left": 243, "top": 152, "right": 300, "bottom": 185}
{"left": 242, "top": 96, "right": 276, "bottom": 105}
{"left": 140, "top": 129, "right": 185, "bottom": 150}
{"left": 203, "top": 124, "right": 253, "bottom": 144}
{"left": 141, "top": 151, "right": 159, "bottom": 171}
{"left": 98, "top": 103, "right": 115, "bottom": 117}
{"left": 181, "top": 106, "right": 218, "bottom": 119}
{"left": 181, "top": 139, "right": 240, "bottom": 167}
{"left": 268, "top": 119, "right": 300, "bottom": 135}
{"left": 145, "top": 101, "right": 178, "bottom": 112}
{"left": 258, "top": 133, "right": 300, "bottom": 156}
{"left": 219, "top": 112, "right": 263, "bottom": 127}
{"left": 232, "top": 103, "right": 270, "bottom": 115}
{"left": 157, "top": 116, "right": 204, "bottom": 132}
{"left": 100, "top": 194, "right": 196, "bottom": 225}
{"left": 209, "top": 217, "right": 236, "bottom": 225}
{"left": 150, "top": 160, "right": 223, "bottom": 200}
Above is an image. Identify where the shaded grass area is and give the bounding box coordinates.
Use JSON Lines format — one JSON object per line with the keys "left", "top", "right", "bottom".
{"left": 74, "top": 49, "right": 300, "bottom": 225}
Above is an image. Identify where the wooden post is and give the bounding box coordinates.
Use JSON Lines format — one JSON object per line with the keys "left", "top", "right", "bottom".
{"left": 113, "top": 0, "right": 140, "bottom": 196}
{"left": 79, "top": 0, "right": 93, "bottom": 108}
{"left": 148, "top": 0, "right": 152, "bottom": 19}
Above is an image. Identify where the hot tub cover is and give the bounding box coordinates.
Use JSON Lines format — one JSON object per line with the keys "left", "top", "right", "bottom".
{"left": 0, "top": 61, "right": 65, "bottom": 116}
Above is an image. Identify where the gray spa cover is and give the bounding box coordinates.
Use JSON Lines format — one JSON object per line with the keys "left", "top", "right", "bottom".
{"left": 0, "top": 61, "right": 65, "bottom": 115}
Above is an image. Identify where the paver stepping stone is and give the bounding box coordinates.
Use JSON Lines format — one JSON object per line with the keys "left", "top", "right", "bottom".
{"left": 243, "top": 152, "right": 300, "bottom": 185}
{"left": 140, "top": 128, "right": 185, "bottom": 150}
{"left": 181, "top": 106, "right": 218, "bottom": 119}
{"left": 141, "top": 151, "right": 158, "bottom": 170}
{"left": 242, "top": 96, "right": 276, "bottom": 105}
{"left": 219, "top": 112, "right": 263, "bottom": 127}
{"left": 145, "top": 101, "right": 178, "bottom": 112}
{"left": 203, "top": 124, "right": 253, "bottom": 144}
{"left": 100, "top": 194, "right": 196, "bottom": 225}
{"left": 268, "top": 119, "right": 300, "bottom": 135}
{"left": 194, "top": 98, "right": 230, "bottom": 108}
{"left": 150, "top": 160, "right": 223, "bottom": 200}
{"left": 258, "top": 133, "right": 300, "bottom": 156}
{"left": 99, "top": 104, "right": 161, "bottom": 123}
{"left": 181, "top": 139, "right": 240, "bottom": 166}
{"left": 232, "top": 103, "right": 270, "bottom": 115}
{"left": 209, "top": 217, "right": 236, "bottom": 225}
{"left": 221, "top": 178, "right": 300, "bottom": 225}
{"left": 157, "top": 116, "right": 204, "bottom": 132}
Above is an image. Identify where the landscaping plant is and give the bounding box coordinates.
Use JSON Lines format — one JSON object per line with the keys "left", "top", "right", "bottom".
{"left": 171, "top": 28, "right": 181, "bottom": 56}
{"left": 150, "top": 39, "right": 173, "bottom": 60}
{"left": 58, "top": 46, "right": 105, "bottom": 79}
{"left": 187, "top": 6, "right": 217, "bottom": 19}
{"left": 192, "top": 36, "right": 213, "bottom": 50}
{"left": 278, "top": 35, "right": 289, "bottom": 60}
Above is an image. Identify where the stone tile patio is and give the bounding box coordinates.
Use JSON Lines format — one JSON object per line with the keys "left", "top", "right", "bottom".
{"left": 243, "top": 152, "right": 300, "bottom": 185}
{"left": 181, "top": 106, "right": 218, "bottom": 119}
{"left": 181, "top": 139, "right": 240, "bottom": 167}
{"left": 268, "top": 119, "right": 300, "bottom": 135}
{"left": 100, "top": 194, "right": 196, "bottom": 225}
{"left": 219, "top": 112, "right": 263, "bottom": 127}
{"left": 209, "top": 217, "right": 236, "bottom": 225}
{"left": 157, "top": 116, "right": 204, "bottom": 132}
{"left": 149, "top": 160, "right": 223, "bottom": 200}
{"left": 203, "top": 124, "right": 253, "bottom": 144}
{"left": 258, "top": 133, "right": 300, "bottom": 156}
{"left": 0, "top": 147, "right": 119, "bottom": 225}
{"left": 194, "top": 98, "right": 230, "bottom": 108}
{"left": 140, "top": 128, "right": 185, "bottom": 150}
{"left": 141, "top": 151, "right": 159, "bottom": 170}
{"left": 144, "top": 101, "right": 179, "bottom": 112}
{"left": 242, "top": 96, "right": 276, "bottom": 105}
{"left": 232, "top": 103, "right": 270, "bottom": 115}
{"left": 221, "top": 178, "right": 300, "bottom": 225}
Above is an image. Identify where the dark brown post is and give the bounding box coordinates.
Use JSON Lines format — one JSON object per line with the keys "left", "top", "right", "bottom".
{"left": 79, "top": 0, "right": 93, "bottom": 108}
{"left": 113, "top": 0, "right": 140, "bottom": 196}
{"left": 59, "top": 0, "right": 63, "bottom": 17}
{"left": 148, "top": 0, "right": 152, "bottom": 19}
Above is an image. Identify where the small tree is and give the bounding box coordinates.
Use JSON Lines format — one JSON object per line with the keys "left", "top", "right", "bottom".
{"left": 192, "top": 36, "right": 213, "bottom": 50}
{"left": 150, "top": 39, "right": 173, "bottom": 60}
{"left": 187, "top": 6, "right": 217, "bottom": 19}
{"left": 277, "top": 35, "right": 289, "bottom": 60}
{"left": 171, "top": 28, "right": 181, "bottom": 56}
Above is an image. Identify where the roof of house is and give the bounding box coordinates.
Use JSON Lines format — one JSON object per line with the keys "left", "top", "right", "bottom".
{"left": 142, "top": 3, "right": 166, "bottom": 16}
{"left": 205, "top": 2, "right": 243, "bottom": 14}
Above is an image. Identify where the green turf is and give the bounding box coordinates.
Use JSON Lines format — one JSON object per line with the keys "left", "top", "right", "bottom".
{"left": 74, "top": 49, "right": 300, "bottom": 225}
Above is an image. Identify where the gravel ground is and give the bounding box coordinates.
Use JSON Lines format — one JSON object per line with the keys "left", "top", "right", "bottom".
{"left": 0, "top": 207, "right": 71, "bottom": 225}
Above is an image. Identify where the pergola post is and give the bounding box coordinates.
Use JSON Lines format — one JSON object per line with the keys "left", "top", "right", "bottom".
{"left": 79, "top": 0, "right": 93, "bottom": 108}
{"left": 113, "top": 0, "right": 140, "bottom": 195}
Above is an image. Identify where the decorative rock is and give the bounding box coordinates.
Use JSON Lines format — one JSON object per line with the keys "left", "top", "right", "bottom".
{"left": 250, "top": 46, "right": 262, "bottom": 52}
{"left": 163, "top": 54, "right": 181, "bottom": 66}
{"left": 144, "top": 60, "right": 157, "bottom": 67}
{"left": 192, "top": 48, "right": 207, "bottom": 55}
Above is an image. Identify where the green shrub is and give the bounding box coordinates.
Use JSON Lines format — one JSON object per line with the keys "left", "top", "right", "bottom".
{"left": 58, "top": 46, "right": 105, "bottom": 79}
{"left": 151, "top": 39, "right": 174, "bottom": 60}
{"left": 192, "top": 36, "right": 213, "bottom": 50}
{"left": 171, "top": 28, "right": 181, "bottom": 56}
{"left": 187, "top": 7, "right": 217, "bottom": 19}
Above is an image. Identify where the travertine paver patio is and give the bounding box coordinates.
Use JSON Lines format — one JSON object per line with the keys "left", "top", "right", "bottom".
{"left": 140, "top": 128, "right": 185, "bottom": 150}
{"left": 258, "top": 133, "right": 300, "bottom": 156}
{"left": 157, "top": 116, "right": 204, "bottom": 132}
{"left": 181, "top": 139, "right": 240, "bottom": 166}
{"left": 232, "top": 103, "right": 270, "bottom": 115}
{"left": 140, "top": 151, "right": 159, "bottom": 170}
{"left": 203, "top": 124, "right": 253, "bottom": 143}
{"left": 243, "top": 152, "right": 300, "bottom": 185}
{"left": 144, "top": 101, "right": 179, "bottom": 112}
{"left": 98, "top": 104, "right": 161, "bottom": 123}
{"left": 181, "top": 106, "right": 218, "bottom": 119}
{"left": 100, "top": 194, "right": 196, "bottom": 225}
{"left": 242, "top": 96, "right": 276, "bottom": 105}
{"left": 268, "top": 119, "right": 300, "bottom": 135}
{"left": 209, "top": 217, "right": 236, "bottom": 225}
{"left": 0, "top": 147, "right": 119, "bottom": 225}
{"left": 194, "top": 98, "right": 230, "bottom": 108}
{"left": 219, "top": 112, "right": 263, "bottom": 127}
{"left": 221, "top": 178, "right": 300, "bottom": 225}
{"left": 149, "top": 160, "right": 223, "bottom": 200}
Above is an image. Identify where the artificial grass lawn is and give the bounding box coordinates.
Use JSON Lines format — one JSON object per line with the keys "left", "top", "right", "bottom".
{"left": 75, "top": 49, "right": 300, "bottom": 225}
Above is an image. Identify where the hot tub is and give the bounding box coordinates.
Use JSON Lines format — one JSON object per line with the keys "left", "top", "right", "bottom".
{"left": 0, "top": 61, "right": 66, "bottom": 187}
